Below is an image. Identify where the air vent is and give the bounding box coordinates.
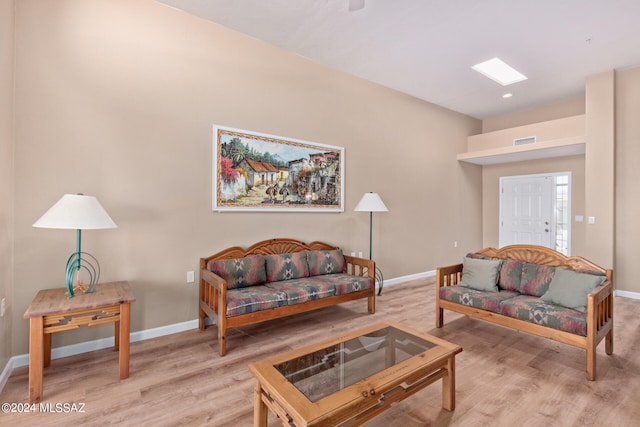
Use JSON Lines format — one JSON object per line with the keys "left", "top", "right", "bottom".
{"left": 513, "top": 136, "right": 536, "bottom": 146}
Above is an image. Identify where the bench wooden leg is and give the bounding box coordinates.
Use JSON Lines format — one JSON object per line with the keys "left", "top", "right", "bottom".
{"left": 436, "top": 305, "right": 443, "bottom": 328}
{"left": 199, "top": 309, "right": 206, "bottom": 331}
{"left": 586, "top": 346, "right": 596, "bottom": 381}
{"left": 218, "top": 311, "right": 227, "bottom": 356}
{"left": 605, "top": 329, "right": 613, "bottom": 355}
{"left": 367, "top": 295, "right": 375, "bottom": 314}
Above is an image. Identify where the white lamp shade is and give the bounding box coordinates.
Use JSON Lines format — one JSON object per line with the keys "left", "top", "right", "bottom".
{"left": 354, "top": 192, "right": 388, "bottom": 212}
{"left": 33, "top": 194, "right": 117, "bottom": 230}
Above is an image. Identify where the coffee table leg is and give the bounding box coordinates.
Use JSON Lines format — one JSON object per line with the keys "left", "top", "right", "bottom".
{"left": 254, "top": 379, "right": 268, "bottom": 427}
{"left": 443, "top": 356, "right": 456, "bottom": 411}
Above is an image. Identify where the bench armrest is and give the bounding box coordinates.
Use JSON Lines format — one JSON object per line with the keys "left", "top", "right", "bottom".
{"left": 586, "top": 276, "right": 614, "bottom": 335}
{"left": 436, "top": 263, "right": 463, "bottom": 289}
{"left": 344, "top": 255, "right": 375, "bottom": 279}
{"left": 200, "top": 268, "right": 227, "bottom": 292}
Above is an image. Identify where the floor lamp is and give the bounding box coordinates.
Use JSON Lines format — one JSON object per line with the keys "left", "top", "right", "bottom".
{"left": 354, "top": 192, "right": 388, "bottom": 295}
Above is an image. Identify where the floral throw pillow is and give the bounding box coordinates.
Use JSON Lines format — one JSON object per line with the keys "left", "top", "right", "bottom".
{"left": 307, "top": 250, "right": 346, "bottom": 276}
{"left": 207, "top": 254, "right": 266, "bottom": 290}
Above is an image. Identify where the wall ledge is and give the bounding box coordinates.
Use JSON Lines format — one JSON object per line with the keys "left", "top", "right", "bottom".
{"left": 457, "top": 136, "right": 585, "bottom": 165}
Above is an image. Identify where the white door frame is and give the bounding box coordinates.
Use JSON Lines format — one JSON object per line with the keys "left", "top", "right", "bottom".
{"left": 499, "top": 172, "right": 572, "bottom": 255}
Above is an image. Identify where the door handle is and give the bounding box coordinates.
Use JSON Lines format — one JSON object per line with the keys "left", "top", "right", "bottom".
{"left": 545, "top": 229, "right": 549, "bottom": 232}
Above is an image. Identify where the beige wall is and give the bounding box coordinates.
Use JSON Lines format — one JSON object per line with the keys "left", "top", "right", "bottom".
{"left": 615, "top": 67, "right": 640, "bottom": 294}
{"left": 482, "top": 97, "right": 585, "bottom": 133}
{"left": 0, "top": 0, "right": 15, "bottom": 372}
{"left": 584, "top": 71, "right": 615, "bottom": 268}
{"left": 10, "top": 0, "right": 482, "bottom": 355}
{"left": 481, "top": 156, "right": 586, "bottom": 254}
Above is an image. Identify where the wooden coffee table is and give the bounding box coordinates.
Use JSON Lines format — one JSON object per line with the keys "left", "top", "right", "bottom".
{"left": 248, "top": 321, "right": 462, "bottom": 426}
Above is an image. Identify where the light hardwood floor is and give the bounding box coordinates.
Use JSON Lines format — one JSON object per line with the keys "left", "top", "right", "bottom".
{"left": 2, "top": 278, "right": 639, "bottom": 426}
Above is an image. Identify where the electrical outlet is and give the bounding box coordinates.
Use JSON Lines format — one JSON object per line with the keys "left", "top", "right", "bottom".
{"left": 187, "top": 271, "right": 195, "bottom": 283}
{"left": 1, "top": 298, "right": 5, "bottom": 317}
{"left": 454, "top": 241, "right": 458, "bottom": 248}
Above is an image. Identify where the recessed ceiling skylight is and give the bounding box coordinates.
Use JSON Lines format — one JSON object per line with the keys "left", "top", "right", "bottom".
{"left": 472, "top": 57, "right": 527, "bottom": 86}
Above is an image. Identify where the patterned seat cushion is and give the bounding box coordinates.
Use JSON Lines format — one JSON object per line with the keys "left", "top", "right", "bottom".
{"left": 313, "top": 273, "right": 374, "bottom": 295}
{"left": 498, "top": 295, "right": 587, "bottom": 336}
{"left": 439, "top": 286, "right": 519, "bottom": 313}
{"left": 265, "top": 277, "right": 336, "bottom": 304}
{"left": 264, "top": 252, "right": 310, "bottom": 282}
{"left": 207, "top": 254, "right": 266, "bottom": 290}
{"left": 226, "top": 285, "right": 288, "bottom": 317}
{"left": 307, "top": 249, "right": 346, "bottom": 276}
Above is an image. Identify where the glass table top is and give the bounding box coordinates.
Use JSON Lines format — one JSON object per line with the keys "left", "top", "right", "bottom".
{"left": 274, "top": 326, "right": 436, "bottom": 402}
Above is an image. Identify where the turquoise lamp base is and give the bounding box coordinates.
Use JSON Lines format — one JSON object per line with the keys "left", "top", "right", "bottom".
{"left": 64, "top": 251, "right": 100, "bottom": 298}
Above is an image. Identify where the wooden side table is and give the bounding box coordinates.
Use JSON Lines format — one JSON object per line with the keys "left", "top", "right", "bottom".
{"left": 23, "top": 281, "right": 135, "bottom": 403}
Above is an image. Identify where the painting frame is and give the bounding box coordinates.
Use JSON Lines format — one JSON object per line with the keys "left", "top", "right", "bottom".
{"left": 213, "top": 125, "right": 345, "bottom": 212}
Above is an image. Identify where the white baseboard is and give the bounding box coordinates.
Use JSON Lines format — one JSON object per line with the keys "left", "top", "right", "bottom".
{"left": 382, "top": 270, "right": 435, "bottom": 287}
{"left": 0, "top": 357, "right": 17, "bottom": 393}
{"left": 615, "top": 289, "right": 640, "bottom": 299}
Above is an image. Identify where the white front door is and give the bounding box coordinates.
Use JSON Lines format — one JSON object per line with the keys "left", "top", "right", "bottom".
{"left": 499, "top": 175, "right": 554, "bottom": 249}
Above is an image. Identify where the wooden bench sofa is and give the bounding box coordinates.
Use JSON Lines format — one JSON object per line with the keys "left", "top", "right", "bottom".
{"left": 199, "top": 238, "right": 376, "bottom": 356}
{"left": 436, "top": 245, "right": 614, "bottom": 380}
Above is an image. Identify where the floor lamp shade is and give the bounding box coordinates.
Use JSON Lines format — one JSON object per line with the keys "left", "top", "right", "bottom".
{"left": 33, "top": 194, "right": 117, "bottom": 297}
{"left": 354, "top": 192, "right": 388, "bottom": 213}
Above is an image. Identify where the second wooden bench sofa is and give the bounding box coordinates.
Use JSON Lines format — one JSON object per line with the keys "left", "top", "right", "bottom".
{"left": 436, "top": 245, "right": 614, "bottom": 380}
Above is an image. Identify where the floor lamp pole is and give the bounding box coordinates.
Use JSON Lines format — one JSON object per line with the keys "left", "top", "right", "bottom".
{"left": 368, "top": 211, "right": 373, "bottom": 260}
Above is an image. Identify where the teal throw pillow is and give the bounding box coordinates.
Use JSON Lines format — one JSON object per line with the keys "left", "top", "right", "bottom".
{"left": 459, "top": 257, "right": 502, "bottom": 292}
{"left": 540, "top": 268, "right": 606, "bottom": 312}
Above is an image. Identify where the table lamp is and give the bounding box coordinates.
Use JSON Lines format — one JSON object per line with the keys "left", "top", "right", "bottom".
{"left": 33, "top": 194, "right": 117, "bottom": 297}
{"left": 354, "top": 192, "right": 388, "bottom": 295}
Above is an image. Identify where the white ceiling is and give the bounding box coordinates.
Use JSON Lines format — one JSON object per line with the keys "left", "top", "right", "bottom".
{"left": 157, "top": 0, "right": 640, "bottom": 119}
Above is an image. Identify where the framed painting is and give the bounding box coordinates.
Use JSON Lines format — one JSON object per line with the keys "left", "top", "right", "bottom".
{"left": 213, "top": 125, "right": 344, "bottom": 212}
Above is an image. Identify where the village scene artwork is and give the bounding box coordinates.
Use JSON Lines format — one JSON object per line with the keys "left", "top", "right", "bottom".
{"left": 213, "top": 126, "right": 344, "bottom": 211}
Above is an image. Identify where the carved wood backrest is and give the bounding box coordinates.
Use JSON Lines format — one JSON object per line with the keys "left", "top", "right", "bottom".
{"left": 476, "top": 245, "right": 608, "bottom": 275}
{"left": 201, "top": 238, "right": 338, "bottom": 266}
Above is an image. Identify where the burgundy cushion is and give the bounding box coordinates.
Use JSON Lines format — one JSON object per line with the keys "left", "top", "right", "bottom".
{"left": 520, "top": 263, "right": 555, "bottom": 297}
{"left": 498, "top": 259, "right": 524, "bottom": 292}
